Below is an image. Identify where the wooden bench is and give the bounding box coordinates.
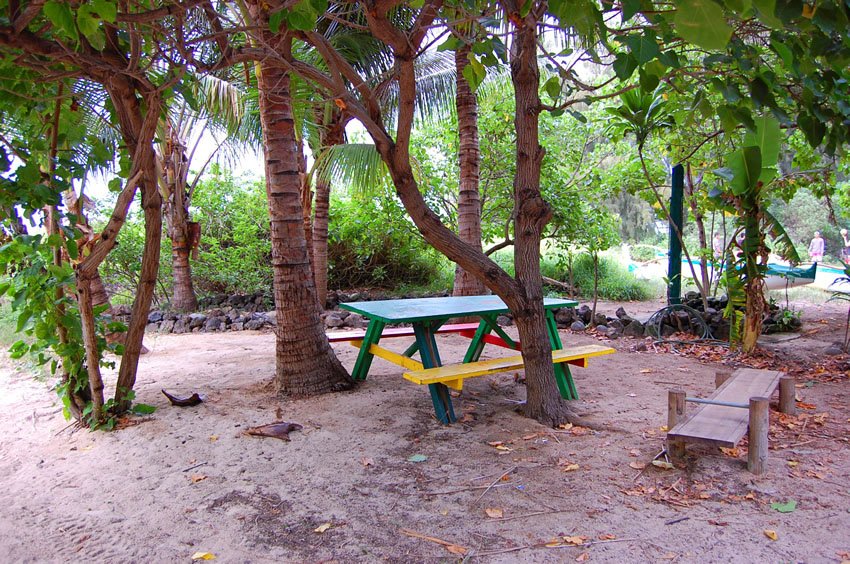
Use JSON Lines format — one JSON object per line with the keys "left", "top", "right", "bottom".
{"left": 666, "top": 368, "right": 796, "bottom": 474}
{"left": 403, "top": 344, "right": 615, "bottom": 392}
{"left": 326, "top": 322, "right": 481, "bottom": 343}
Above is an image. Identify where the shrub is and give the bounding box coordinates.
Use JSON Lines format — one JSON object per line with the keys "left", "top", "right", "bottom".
{"left": 566, "top": 253, "right": 652, "bottom": 301}
{"left": 327, "top": 196, "right": 447, "bottom": 290}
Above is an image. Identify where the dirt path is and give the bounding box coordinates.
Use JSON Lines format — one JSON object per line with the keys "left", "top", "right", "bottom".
{"left": 1, "top": 300, "right": 848, "bottom": 562}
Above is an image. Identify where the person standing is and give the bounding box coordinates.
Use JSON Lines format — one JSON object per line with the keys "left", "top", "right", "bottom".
{"left": 841, "top": 228, "right": 850, "bottom": 263}
{"left": 712, "top": 232, "right": 725, "bottom": 260}
{"left": 808, "top": 231, "right": 825, "bottom": 263}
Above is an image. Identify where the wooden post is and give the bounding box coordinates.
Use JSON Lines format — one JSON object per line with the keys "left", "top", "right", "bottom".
{"left": 667, "top": 389, "right": 686, "bottom": 458}
{"left": 748, "top": 397, "right": 769, "bottom": 475}
{"left": 779, "top": 376, "right": 796, "bottom": 414}
{"left": 715, "top": 370, "right": 733, "bottom": 389}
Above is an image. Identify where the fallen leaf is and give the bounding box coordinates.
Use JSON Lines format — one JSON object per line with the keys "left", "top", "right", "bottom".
{"left": 771, "top": 500, "right": 797, "bottom": 513}
{"left": 628, "top": 449, "right": 641, "bottom": 457}
{"left": 190, "top": 474, "right": 207, "bottom": 483}
{"left": 651, "top": 460, "right": 674, "bottom": 470}
{"left": 191, "top": 552, "right": 216, "bottom": 560}
{"left": 209, "top": 435, "right": 218, "bottom": 442}
{"left": 558, "top": 423, "right": 574, "bottom": 430}
{"left": 445, "top": 545, "right": 468, "bottom": 556}
{"left": 407, "top": 454, "right": 428, "bottom": 463}
{"left": 745, "top": 493, "right": 756, "bottom": 500}
{"left": 660, "top": 552, "right": 677, "bottom": 560}
{"left": 360, "top": 457, "right": 374, "bottom": 467}
{"left": 598, "top": 534, "right": 616, "bottom": 540}
{"left": 487, "top": 441, "right": 504, "bottom": 447}
{"left": 764, "top": 529, "right": 778, "bottom": 541}
{"left": 698, "top": 493, "right": 711, "bottom": 499}
{"left": 708, "top": 520, "right": 728, "bottom": 526}
{"left": 562, "top": 535, "right": 587, "bottom": 546}
{"left": 562, "top": 463, "right": 580, "bottom": 472}
{"left": 439, "top": 509, "right": 448, "bottom": 516}
{"left": 484, "top": 508, "right": 503, "bottom": 519}
{"left": 640, "top": 368, "right": 654, "bottom": 373}
{"left": 495, "top": 445, "right": 512, "bottom": 451}
{"left": 629, "top": 461, "right": 646, "bottom": 470}
{"left": 522, "top": 433, "right": 538, "bottom": 440}
{"left": 245, "top": 421, "right": 303, "bottom": 441}
{"left": 787, "top": 460, "right": 799, "bottom": 468}
{"left": 570, "top": 426, "right": 589, "bottom": 436}
{"left": 719, "top": 447, "right": 740, "bottom": 457}
{"left": 627, "top": 393, "right": 637, "bottom": 397}
{"left": 576, "top": 552, "right": 589, "bottom": 562}
{"left": 314, "top": 523, "right": 332, "bottom": 533}
{"left": 659, "top": 425, "right": 669, "bottom": 432}
{"left": 797, "top": 402, "right": 817, "bottom": 410}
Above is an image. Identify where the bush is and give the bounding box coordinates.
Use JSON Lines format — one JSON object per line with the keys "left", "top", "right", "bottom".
{"left": 567, "top": 253, "right": 652, "bottom": 301}
{"left": 327, "top": 196, "right": 447, "bottom": 290}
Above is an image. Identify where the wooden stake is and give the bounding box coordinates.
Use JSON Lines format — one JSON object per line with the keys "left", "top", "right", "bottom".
{"left": 715, "top": 370, "right": 733, "bottom": 389}
{"left": 779, "top": 376, "right": 796, "bottom": 414}
{"left": 667, "top": 389, "right": 686, "bottom": 458}
{"left": 748, "top": 397, "right": 769, "bottom": 475}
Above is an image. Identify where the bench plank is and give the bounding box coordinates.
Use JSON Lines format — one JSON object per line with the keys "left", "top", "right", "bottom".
{"left": 403, "top": 344, "right": 615, "bottom": 387}
{"left": 667, "top": 369, "right": 784, "bottom": 447}
{"left": 327, "top": 322, "right": 481, "bottom": 343}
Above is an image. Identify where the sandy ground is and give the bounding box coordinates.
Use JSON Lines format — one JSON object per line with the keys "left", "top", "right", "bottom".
{"left": 1, "top": 298, "right": 849, "bottom": 563}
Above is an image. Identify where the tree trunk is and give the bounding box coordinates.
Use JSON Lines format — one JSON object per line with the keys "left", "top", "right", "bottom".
{"left": 591, "top": 252, "right": 599, "bottom": 326}
{"left": 162, "top": 121, "right": 199, "bottom": 312}
{"left": 452, "top": 44, "right": 487, "bottom": 297}
{"left": 76, "top": 274, "right": 106, "bottom": 423}
{"left": 508, "top": 5, "right": 574, "bottom": 424}
{"left": 250, "top": 15, "right": 353, "bottom": 394}
{"left": 312, "top": 112, "right": 347, "bottom": 309}
{"left": 685, "top": 165, "right": 710, "bottom": 310}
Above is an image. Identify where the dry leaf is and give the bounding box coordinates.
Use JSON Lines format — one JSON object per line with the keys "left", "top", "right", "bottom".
{"left": 209, "top": 435, "right": 218, "bottom": 442}
{"left": 190, "top": 474, "right": 207, "bottom": 483}
{"left": 545, "top": 538, "right": 564, "bottom": 548}
{"left": 570, "top": 426, "right": 589, "bottom": 436}
{"left": 640, "top": 368, "right": 654, "bottom": 373}
{"left": 745, "top": 493, "right": 756, "bottom": 500}
{"left": 660, "top": 552, "right": 677, "bottom": 560}
{"left": 629, "top": 461, "right": 646, "bottom": 470}
{"left": 562, "top": 535, "right": 587, "bottom": 546}
{"left": 487, "top": 441, "right": 503, "bottom": 447}
{"left": 360, "top": 457, "right": 374, "bottom": 467}
{"left": 191, "top": 552, "right": 216, "bottom": 561}
{"left": 787, "top": 460, "right": 799, "bottom": 468}
{"left": 659, "top": 425, "right": 669, "bottom": 432}
{"left": 558, "top": 423, "right": 574, "bottom": 430}
{"left": 628, "top": 449, "right": 641, "bottom": 457}
{"left": 598, "top": 534, "right": 616, "bottom": 540}
{"left": 708, "top": 520, "right": 728, "bottom": 526}
{"left": 522, "top": 433, "right": 538, "bottom": 440}
{"left": 576, "top": 552, "right": 589, "bottom": 562}
{"left": 719, "top": 447, "right": 740, "bottom": 457}
{"left": 445, "top": 545, "right": 468, "bottom": 556}
{"left": 495, "top": 445, "right": 512, "bottom": 452}
{"left": 764, "top": 529, "right": 778, "bottom": 541}
{"left": 314, "top": 523, "right": 332, "bottom": 533}
{"left": 484, "top": 508, "right": 503, "bottom": 519}
{"left": 651, "top": 460, "right": 674, "bottom": 470}
{"left": 562, "top": 463, "right": 580, "bottom": 472}
{"left": 439, "top": 509, "right": 448, "bottom": 516}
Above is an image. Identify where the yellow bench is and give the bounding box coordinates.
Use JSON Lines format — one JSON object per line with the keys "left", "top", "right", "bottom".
{"left": 403, "top": 344, "right": 615, "bottom": 391}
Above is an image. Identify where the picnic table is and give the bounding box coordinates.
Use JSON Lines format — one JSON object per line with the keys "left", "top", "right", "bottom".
{"left": 335, "top": 295, "right": 613, "bottom": 424}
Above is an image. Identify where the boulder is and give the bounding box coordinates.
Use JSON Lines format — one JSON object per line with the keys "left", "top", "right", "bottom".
{"left": 172, "top": 318, "right": 189, "bottom": 334}
{"left": 245, "top": 319, "right": 265, "bottom": 331}
{"left": 264, "top": 311, "right": 277, "bottom": 326}
{"left": 555, "top": 308, "right": 574, "bottom": 325}
{"left": 824, "top": 343, "right": 845, "bottom": 356}
{"left": 231, "top": 322, "right": 244, "bottom": 331}
{"left": 570, "top": 321, "right": 586, "bottom": 331}
{"left": 324, "top": 313, "right": 346, "bottom": 328}
{"left": 145, "top": 322, "right": 159, "bottom": 333}
{"left": 593, "top": 313, "right": 608, "bottom": 326}
{"left": 188, "top": 313, "right": 207, "bottom": 329}
{"left": 577, "top": 305, "right": 592, "bottom": 324}
{"left": 608, "top": 319, "right": 625, "bottom": 333}
{"left": 159, "top": 319, "right": 176, "bottom": 333}
{"left": 147, "top": 311, "right": 163, "bottom": 323}
{"left": 204, "top": 317, "right": 223, "bottom": 331}
{"left": 623, "top": 320, "right": 646, "bottom": 338}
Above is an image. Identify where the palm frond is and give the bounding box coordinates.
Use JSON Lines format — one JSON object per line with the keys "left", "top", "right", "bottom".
{"left": 762, "top": 208, "right": 801, "bottom": 264}
{"left": 313, "top": 143, "right": 392, "bottom": 197}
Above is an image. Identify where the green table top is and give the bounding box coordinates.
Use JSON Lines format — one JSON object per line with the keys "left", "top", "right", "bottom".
{"left": 339, "top": 295, "right": 578, "bottom": 324}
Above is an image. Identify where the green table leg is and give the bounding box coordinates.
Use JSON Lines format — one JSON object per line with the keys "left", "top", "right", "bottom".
{"left": 351, "top": 319, "right": 385, "bottom": 381}
{"left": 462, "top": 319, "right": 491, "bottom": 363}
{"left": 546, "top": 311, "right": 578, "bottom": 399}
{"left": 413, "top": 322, "right": 456, "bottom": 424}
{"left": 402, "top": 319, "right": 448, "bottom": 358}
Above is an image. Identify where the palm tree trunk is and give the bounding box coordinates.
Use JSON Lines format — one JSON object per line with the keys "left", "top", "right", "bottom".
{"left": 250, "top": 18, "right": 353, "bottom": 394}
{"left": 171, "top": 240, "right": 198, "bottom": 311}
{"left": 312, "top": 113, "right": 347, "bottom": 308}
{"left": 453, "top": 45, "right": 487, "bottom": 297}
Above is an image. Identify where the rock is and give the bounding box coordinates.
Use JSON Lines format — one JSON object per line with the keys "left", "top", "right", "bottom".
{"left": 593, "top": 313, "right": 608, "bottom": 326}
{"left": 660, "top": 324, "right": 677, "bottom": 338}
{"left": 159, "top": 319, "right": 176, "bottom": 333}
{"left": 496, "top": 315, "right": 512, "bottom": 326}
{"left": 204, "top": 317, "right": 223, "bottom": 331}
{"left": 555, "top": 308, "right": 574, "bottom": 325}
{"left": 172, "top": 318, "right": 189, "bottom": 334}
{"left": 145, "top": 323, "right": 159, "bottom": 333}
{"left": 623, "top": 320, "right": 646, "bottom": 338}
{"left": 324, "top": 313, "right": 346, "bottom": 328}
{"left": 245, "top": 319, "right": 265, "bottom": 330}
{"left": 673, "top": 310, "right": 691, "bottom": 330}
{"left": 633, "top": 341, "right": 648, "bottom": 352}
{"left": 596, "top": 323, "right": 609, "bottom": 331}
{"left": 711, "top": 323, "right": 730, "bottom": 341}
{"left": 603, "top": 326, "right": 620, "bottom": 339}
{"left": 608, "top": 319, "right": 625, "bottom": 332}
{"left": 684, "top": 290, "right": 701, "bottom": 302}
{"left": 824, "top": 343, "right": 845, "bottom": 356}
{"left": 615, "top": 306, "right": 630, "bottom": 320}
{"left": 188, "top": 313, "right": 207, "bottom": 329}
{"left": 264, "top": 311, "right": 277, "bottom": 326}
{"left": 164, "top": 312, "right": 179, "bottom": 321}
{"left": 112, "top": 304, "right": 133, "bottom": 316}
{"left": 570, "top": 321, "right": 586, "bottom": 331}
{"left": 577, "top": 305, "right": 592, "bottom": 324}
{"left": 147, "top": 311, "right": 163, "bottom": 323}
{"left": 231, "top": 322, "right": 244, "bottom": 331}
{"left": 344, "top": 314, "right": 365, "bottom": 328}
{"left": 208, "top": 308, "right": 224, "bottom": 318}
{"left": 337, "top": 309, "right": 350, "bottom": 320}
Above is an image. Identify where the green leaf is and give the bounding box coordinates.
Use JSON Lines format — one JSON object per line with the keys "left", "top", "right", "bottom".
{"left": 131, "top": 403, "right": 157, "bottom": 415}
{"left": 407, "top": 454, "right": 428, "bottom": 463}
{"left": 77, "top": 5, "right": 105, "bottom": 50}
{"left": 544, "top": 76, "right": 561, "bottom": 100}
{"left": 639, "top": 68, "right": 660, "bottom": 91}
{"left": 753, "top": 0, "right": 782, "bottom": 26}
{"left": 674, "top": 0, "right": 734, "bottom": 51}
{"left": 770, "top": 500, "right": 797, "bottom": 513}
{"left": 744, "top": 115, "right": 781, "bottom": 167}
{"left": 269, "top": 9, "right": 285, "bottom": 34}
{"left": 89, "top": 0, "right": 117, "bottom": 22}
{"left": 612, "top": 52, "right": 638, "bottom": 80}
{"left": 43, "top": 1, "right": 79, "bottom": 42}
{"left": 436, "top": 36, "right": 463, "bottom": 52}
{"left": 727, "top": 146, "right": 762, "bottom": 195}
{"left": 622, "top": 0, "right": 642, "bottom": 19}
{"left": 625, "top": 33, "right": 660, "bottom": 64}
{"left": 65, "top": 238, "right": 79, "bottom": 261}
{"left": 798, "top": 113, "right": 826, "bottom": 147}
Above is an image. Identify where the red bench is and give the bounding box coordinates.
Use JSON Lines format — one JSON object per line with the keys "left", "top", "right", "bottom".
{"left": 327, "top": 322, "right": 514, "bottom": 347}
